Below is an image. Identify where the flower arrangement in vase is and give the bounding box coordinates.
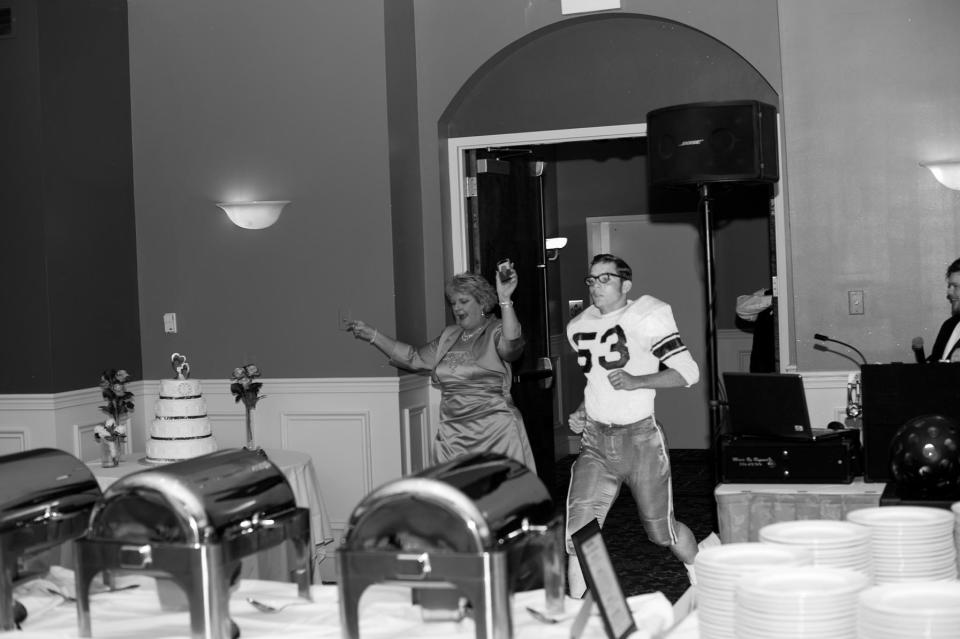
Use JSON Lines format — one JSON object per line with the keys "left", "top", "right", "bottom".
{"left": 94, "top": 369, "right": 133, "bottom": 467}
{"left": 230, "top": 364, "right": 264, "bottom": 450}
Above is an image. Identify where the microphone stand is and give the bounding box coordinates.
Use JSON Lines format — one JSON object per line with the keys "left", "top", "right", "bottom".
{"left": 813, "top": 333, "right": 867, "bottom": 366}
{"left": 699, "top": 184, "right": 723, "bottom": 487}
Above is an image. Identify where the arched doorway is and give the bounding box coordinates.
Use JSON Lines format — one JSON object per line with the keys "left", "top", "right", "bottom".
{"left": 440, "top": 14, "right": 784, "bottom": 457}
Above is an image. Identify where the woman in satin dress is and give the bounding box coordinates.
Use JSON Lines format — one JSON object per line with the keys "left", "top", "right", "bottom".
{"left": 346, "top": 266, "right": 536, "bottom": 472}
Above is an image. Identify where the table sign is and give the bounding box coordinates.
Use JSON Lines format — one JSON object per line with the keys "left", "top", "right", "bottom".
{"left": 571, "top": 519, "right": 636, "bottom": 639}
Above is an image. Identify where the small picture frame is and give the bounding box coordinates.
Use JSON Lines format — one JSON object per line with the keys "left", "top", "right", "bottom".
{"left": 571, "top": 519, "right": 636, "bottom": 639}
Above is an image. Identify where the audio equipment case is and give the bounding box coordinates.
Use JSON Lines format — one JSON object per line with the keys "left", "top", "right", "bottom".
{"left": 878, "top": 481, "right": 959, "bottom": 510}
{"left": 718, "top": 430, "right": 861, "bottom": 484}
{"left": 860, "top": 363, "right": 960, "bottom": 482}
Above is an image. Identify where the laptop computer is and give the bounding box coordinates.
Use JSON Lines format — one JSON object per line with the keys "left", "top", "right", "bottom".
{"left": 723, "top": 372, "right": 843, "bottom": 441}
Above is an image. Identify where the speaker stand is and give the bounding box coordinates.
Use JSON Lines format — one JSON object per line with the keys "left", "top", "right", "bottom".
{"left": 698, "top": 184, "right": 724, "bottom": 489}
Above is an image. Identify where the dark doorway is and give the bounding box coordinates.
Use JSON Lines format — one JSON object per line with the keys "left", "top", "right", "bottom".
{"left": 466, "top": 148, "right": 556, "bottom": 485}
{"left": 459, "top": 137, "right": 774, "bottom": 458}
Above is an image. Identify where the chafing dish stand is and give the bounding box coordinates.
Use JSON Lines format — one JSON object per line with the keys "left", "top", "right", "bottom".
{"left": 0, "top": 448, "right": 103, "bottom": 631}
{"left": 338, "top": 452, "right": 564, "bottom": 639}
{"left": 75, "top": 448, "right": 312, "bottom": 639}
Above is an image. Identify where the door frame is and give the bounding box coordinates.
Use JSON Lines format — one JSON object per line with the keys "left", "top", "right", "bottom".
{"left": 446, "top": 122, "right": 792, "bottom": 372}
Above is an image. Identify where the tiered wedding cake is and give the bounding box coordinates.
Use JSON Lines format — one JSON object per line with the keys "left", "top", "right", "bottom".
{"left": 145, "top": 353, "right": 218, "bottom": 463}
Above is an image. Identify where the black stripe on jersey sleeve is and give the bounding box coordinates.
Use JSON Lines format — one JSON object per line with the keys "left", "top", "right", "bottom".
{"left": 652, "top": 334, "right": 687, "bottom": 361}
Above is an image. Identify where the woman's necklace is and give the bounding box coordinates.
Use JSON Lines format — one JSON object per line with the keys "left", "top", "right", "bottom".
{"left": 461, "top": 326, "right": 483, "bottom": 341}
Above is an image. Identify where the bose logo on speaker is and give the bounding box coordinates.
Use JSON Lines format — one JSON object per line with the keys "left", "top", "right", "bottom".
{"left": 678, "top": 138, "right": 704, "bottom": 147}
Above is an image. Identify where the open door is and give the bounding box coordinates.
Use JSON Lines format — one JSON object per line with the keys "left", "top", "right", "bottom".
{"left": 464, "top": 148, "right": 555, "bottom": 485}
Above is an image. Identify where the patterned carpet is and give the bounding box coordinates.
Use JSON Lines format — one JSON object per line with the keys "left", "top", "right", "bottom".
{"left": 553, "top": 450, "right": 717, "bottom": 603}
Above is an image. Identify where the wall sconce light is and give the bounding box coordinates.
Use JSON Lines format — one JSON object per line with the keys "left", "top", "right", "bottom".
{"left": 545, "top": 236, "right": 568, "bottom": 261}
{"left": 216, "top": 200, "right": 290, "bottom": 229}
{"left": 920, "top": 161, "right": 960, "bottom": 190}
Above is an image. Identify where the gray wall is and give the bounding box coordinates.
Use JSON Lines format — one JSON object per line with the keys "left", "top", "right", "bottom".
{"left": 0, "top": 0, "right": 140, "bottom": 393}
{"left": 9, "top": 0, "right": 960, "bottom": 392}
{"left": 129, "top": 0, "right": 396, "bottom": 380}
{"left": 780, "top": 0, "right": 960, "bottom": 368}
{"left": 384, "top": 0, "right": 427, "bottom": 345}
{"left": 130, "top": 0, "right": 784, "bottom": 382}
{"left": 411, "top": 0, "right": 784, "bottom": 345}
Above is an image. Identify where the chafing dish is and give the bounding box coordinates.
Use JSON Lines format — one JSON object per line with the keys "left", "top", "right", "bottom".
{"left": 0, "top": 448, "right": 102, "bottom": 631}
{"left": 75, "top": 448, "right": 312, "bottom": 639}
{"left": 338, "top": 452, "right": 564, "bottom": 639}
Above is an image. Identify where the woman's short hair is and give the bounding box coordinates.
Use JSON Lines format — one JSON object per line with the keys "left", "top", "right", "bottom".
{"left": 446, "top": 272, "right": 498, "bottom": 314}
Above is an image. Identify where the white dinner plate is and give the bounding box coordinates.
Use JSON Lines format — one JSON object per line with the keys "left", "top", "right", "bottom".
{"left": 695, "top": 542, "right": 811, "bottom": 572}
{"left": 847, "top": 506, "right": 954, "bottom": 527}
{"left": 759, "top": 520, "right": 872, "bottom": 546}
{"left": 736, "top": 565, "right": 869, "bottom": 599}
{"left": 859, "top": 581, "right": 960, "bottom": 615}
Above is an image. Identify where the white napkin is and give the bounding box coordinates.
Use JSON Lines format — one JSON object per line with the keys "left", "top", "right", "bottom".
{"left": 12, "top": 580, "right": 66, "bottom": 626}
{"left": 12, "top": 564, "right": 144, "bottom": 629}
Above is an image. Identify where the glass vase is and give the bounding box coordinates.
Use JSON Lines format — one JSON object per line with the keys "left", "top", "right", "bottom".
{"left": 100, "top": 439, "right": 120, "bottom": 468}
{"left": 244, "top": 407, "right": 260, "bottom": 451}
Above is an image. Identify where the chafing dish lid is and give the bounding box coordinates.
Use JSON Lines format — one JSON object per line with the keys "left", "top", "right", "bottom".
{"left": 343, "top": 453, "right": 553, "bottom": 553}
{"left": 0, "top": 448, "right": 101, "bottom": 533}
{"left": 88, "top": 448, "right": 297, "bottom": 545}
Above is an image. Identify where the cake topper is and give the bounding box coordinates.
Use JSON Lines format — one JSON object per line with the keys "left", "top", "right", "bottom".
{"left": 171, "top": 352, "right": 191, "bottom": 380}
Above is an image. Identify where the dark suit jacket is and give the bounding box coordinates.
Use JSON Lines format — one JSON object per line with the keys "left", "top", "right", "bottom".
{"left": 928, "top": 315, "right": 960, "bottom": 362}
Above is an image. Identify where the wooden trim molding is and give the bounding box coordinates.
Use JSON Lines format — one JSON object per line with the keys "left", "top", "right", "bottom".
{"left": 0, "top": 430, "right": 27, "bottom": 455}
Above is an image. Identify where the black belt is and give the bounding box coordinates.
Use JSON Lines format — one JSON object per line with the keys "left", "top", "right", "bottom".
{"left": 587, "top": 415, "right": 655, "bottom": 429}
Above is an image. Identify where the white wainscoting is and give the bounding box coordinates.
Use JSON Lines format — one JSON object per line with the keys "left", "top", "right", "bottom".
{"left": 717, "top": 328, "right": 755, "bottom": 377}
{"left": 398, "top": 373, "right": 436, "bottom": 476}
{"left": 798, "top": 370, "right": 858, "bottom": 429}
{"left": 0, "top": 368, "right": 854, "bottom": 570}
{"left": 0, "top": 393, "right": 57, "bottom": 455}
{"left": 0, "top": 377, "right": 413, "bottom": 578}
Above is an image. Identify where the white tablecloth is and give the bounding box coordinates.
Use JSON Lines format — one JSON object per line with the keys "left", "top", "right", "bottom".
{"left": 13, "top": 576, "right": 678, "bottom": 639}
{"left": 88, "top": 448, "right": 334, "bottom": 582}
{"left": 665, "top": 609, "right": 700, "bottom": 638}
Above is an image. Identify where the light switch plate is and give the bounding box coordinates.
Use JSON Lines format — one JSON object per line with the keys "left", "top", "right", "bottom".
{"left": 848, "top": 290, "right": 864, "bottom": 315}
{"left": 163, "top": 312, "right": 177, "bottom": 333}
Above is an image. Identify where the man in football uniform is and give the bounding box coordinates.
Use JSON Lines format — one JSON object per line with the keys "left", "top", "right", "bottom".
{"left": 565, "top": 253, "right": 700, "bottom": 597}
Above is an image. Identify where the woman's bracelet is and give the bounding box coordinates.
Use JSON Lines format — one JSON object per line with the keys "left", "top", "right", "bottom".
{"left": 368, "top": 329, "right": 378, "bottom": 344}
{"left": 499, "top": 301, "right": 513, "bottom": 308}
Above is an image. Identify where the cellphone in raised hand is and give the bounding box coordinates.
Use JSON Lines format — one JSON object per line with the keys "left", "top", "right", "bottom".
{"left": 497, "top": 258, "right": 515, "bottom": 283}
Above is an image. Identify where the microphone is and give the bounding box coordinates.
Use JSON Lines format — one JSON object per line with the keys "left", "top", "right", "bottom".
{"left": 814, "top": 333, "right": 868, "bottom": 366}
{"left": 912, "top": 336, "right": 926, "bottom": 364}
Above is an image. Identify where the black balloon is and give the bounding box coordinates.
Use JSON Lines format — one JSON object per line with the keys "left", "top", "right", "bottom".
{"left": 889, "top": 414, "right": 960, "bottom": 497}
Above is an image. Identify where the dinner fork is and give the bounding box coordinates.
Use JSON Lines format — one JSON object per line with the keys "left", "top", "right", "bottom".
{"left": 526, "top": 606, "right": 560, "bottom": 624}
{"left": 245, "top": 597, "right": 312, "bottom": 613}
{"left": 45, "top": 584, "right": 140, "bottom": 602}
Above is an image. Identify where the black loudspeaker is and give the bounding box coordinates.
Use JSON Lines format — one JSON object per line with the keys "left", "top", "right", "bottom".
{"left": 647, "top": 100, "right": 779, "bottom": 187}
{"left": 860, "top": 363, "right": 960, "bottom": 482}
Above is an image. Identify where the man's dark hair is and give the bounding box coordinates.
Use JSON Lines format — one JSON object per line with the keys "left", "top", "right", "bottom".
{"left": 947, "top": 258, "right": 960, "bottom": 278}
{"left": 590, "top": 253, "right": 632, "bottom": 280}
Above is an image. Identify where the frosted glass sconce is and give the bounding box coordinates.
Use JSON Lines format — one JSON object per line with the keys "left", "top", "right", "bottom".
{"left": 545, "top": 236, "right": 568, "bottom": 261}
{"left": 920, "top": 161, "right": 960, "bottom": 190}
{"left": 216, "top": 200, "right": 290, "bottom": 229}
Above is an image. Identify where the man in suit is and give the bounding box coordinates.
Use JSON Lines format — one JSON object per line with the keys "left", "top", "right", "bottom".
{"left": 928, "top": 257, "right": 960, "bottom": 362}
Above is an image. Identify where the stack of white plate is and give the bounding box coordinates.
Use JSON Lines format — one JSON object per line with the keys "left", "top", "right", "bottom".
{"left": 858, "top": 581, "right": 960, "bottom": 638}
{"left": 734, "top": 566, "right": 869, "bottom": 639}
{"left": 695, "top": 542, "right": 812, "bottom": 639}
{"left": 759, "top": 520, "right": 874, "bottom": 582}
{"left": 846, "top": 506, "right": 957, "bottom": 584}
